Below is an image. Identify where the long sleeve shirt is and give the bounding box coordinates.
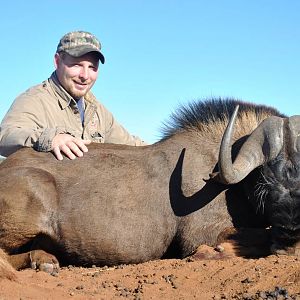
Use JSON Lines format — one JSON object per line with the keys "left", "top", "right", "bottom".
{"left": 0, "top": 72, "right": 145, "bottom": 157}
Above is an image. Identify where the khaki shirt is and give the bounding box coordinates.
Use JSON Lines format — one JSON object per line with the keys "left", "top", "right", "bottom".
{"left": 0, "top": 72, "right": 145, "bottom": 157}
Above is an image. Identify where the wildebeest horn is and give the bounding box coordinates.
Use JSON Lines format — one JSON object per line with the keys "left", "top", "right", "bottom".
{"left": 217, "top": 105, "right": 284, "bottom": 184}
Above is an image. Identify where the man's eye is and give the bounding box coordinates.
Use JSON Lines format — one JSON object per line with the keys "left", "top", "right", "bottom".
{"left": 68, "top": 63, "right": 80, "bottom": 67}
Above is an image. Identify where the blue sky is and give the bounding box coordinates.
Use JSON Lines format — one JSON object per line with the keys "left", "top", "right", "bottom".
{"left": 1, "top": 1, "right": 299, "bottom": 143}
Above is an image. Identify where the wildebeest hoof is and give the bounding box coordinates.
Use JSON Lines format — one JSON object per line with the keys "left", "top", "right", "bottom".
{"left": 189, "top": 243, "right": 236, "bottom": 261}
{"left": 271, "top": 244, "right": 300, "bottom": 256}
{"left": 30, "top": 250, "right": 60, "bottom": 276}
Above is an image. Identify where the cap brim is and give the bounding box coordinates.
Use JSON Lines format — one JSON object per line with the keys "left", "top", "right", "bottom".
{"left": 65, "top": 46, "right": 105, "bottom": 64}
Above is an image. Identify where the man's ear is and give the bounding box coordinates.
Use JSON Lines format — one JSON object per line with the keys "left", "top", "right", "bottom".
{"left": 54, "top": 53, "right": 60, "bottom": 69}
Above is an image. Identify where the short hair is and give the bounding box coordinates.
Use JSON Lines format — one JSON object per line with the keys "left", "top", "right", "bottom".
{"left": 57, "top": 51, "right": 67, "bottom": 60}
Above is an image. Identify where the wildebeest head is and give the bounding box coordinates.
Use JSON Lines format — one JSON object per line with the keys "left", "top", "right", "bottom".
{"left": 216, "top": 106, "right": 300, "bottom": 254}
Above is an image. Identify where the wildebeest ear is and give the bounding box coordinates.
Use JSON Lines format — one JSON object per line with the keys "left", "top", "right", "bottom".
{"left": 207, "top": 171, "right": 225, "bottom": 184}
{"left": 208, "top": 172, "right": 218, "bottom": 179}
{"left": 287, "top": 115, "right": 300, "bottom": 153}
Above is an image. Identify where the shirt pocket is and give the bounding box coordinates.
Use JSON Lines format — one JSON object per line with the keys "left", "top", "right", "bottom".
{"left": 86, "top": 111, "right": 105, "bottom": 143}
{"left": 90, "top": 131, "right": 105, "bottom": 143}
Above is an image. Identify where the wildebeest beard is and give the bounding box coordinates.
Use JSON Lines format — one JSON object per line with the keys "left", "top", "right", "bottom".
{"left": 253, "top": 152, "right": 300, "bottom": 249}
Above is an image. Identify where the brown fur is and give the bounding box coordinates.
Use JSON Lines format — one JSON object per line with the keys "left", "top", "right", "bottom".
{"left": 191, "top": 110, "right": 274, "bottom": 143}
{"left": 0, "top": 99, "right": 287, "bottom": 278}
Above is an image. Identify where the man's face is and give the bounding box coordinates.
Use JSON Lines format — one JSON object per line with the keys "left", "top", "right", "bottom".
{"left": 54, "top": 52, "right": 99, "bottom": 99}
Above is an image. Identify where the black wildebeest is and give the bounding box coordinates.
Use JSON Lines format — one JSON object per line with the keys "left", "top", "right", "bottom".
{"left": 0, "top": 98, "right": 300, "bottom": 279}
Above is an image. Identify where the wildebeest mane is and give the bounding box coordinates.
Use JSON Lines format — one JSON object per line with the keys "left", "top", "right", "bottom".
{"left": 160, "top": 97, "right": 286, "bottom": 140}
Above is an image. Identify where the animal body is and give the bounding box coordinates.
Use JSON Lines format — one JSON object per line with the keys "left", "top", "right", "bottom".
{"left": 1, "top": 98, "right": 300, "bottom": 278}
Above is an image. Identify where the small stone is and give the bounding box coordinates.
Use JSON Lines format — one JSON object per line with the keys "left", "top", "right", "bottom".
{"left": 241, "top": 277, "right": 252, "bottom": 284}
{"left": 258, "top": 291, "right": 267, "bottom": 298}
{"left": 215, "top": 245, "right": 225, "bottom": 252}
{"left": 76, "top": 285, "right": 84, "bottom": 290}
{"left": 241, "top": 292, "right": 252, "bottom": 299}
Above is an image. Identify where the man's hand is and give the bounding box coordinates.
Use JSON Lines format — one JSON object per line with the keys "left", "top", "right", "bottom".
{"left": 51, "top": 133, "right": 91, "bottom": 160}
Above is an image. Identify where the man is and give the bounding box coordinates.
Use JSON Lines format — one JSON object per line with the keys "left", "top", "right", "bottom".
{"left": 0, "top": 31, "right": 145, "bottom": 160}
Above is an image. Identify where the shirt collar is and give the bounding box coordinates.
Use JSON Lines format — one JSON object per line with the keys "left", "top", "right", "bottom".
{"left": 49, "top": 72, "right": 96, "bottom": 109}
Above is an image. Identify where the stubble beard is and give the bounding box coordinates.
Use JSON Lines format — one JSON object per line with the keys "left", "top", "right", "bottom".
{"left": 69, "top": 82, "right": 92, "bottom": 99}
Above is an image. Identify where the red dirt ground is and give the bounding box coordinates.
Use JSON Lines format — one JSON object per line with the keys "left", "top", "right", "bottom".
{"left": 0, "top": 244, "right": 299, "bottom": 300}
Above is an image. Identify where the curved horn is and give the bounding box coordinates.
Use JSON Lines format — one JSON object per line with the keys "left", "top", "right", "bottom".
{"left": 217, "top": 105, "right": 284, "bottom": 184}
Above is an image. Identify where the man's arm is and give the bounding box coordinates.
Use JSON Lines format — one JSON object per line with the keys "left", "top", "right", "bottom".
{"left": 0, "top": 111, "right": 51, "bottom": 157}
{"left": 0, "top": 94, "right": 89, "bottom": 160}
{"left": 0, "top": 117, "right": 91, "bottom": 160}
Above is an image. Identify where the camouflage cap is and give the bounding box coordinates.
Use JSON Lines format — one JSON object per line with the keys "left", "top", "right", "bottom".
{"left": 56, "top": 31, "right": 105, "bottom": 64}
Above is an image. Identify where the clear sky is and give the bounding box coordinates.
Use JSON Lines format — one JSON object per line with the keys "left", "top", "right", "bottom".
{"left": 1, "top": 0, "right": 299, "bottom": 144}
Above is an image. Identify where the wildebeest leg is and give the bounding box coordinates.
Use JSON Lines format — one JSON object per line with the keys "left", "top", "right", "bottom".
{"left": 216, "top": 227, "right": 272, "bottom": 258}
{"left": 29, "top": 234, "right": 60, "bottom": 275}
{"left": 189, "top": 243, "right": 236, "bottom": 260}
{"left": 0, "top": 167, "right": 60, "bottom": 275}
{"left": 6, "top": 233, "right": 60, "bottom": 275}
{"left": 7, "top": 252, "right": 31, "bottom": 270}
{"left": 3, "top": 235, "right": 60, "bottom": 276}
{"left": 7, "top": 249, "right": 59, "bottom": 275}
{"left": 190, "top": 227, "right": 272, "bottom": 260}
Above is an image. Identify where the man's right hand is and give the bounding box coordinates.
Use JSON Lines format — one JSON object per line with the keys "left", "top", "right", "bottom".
{"left": 51, "top": 133, "right": 91, "bottom": 160}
